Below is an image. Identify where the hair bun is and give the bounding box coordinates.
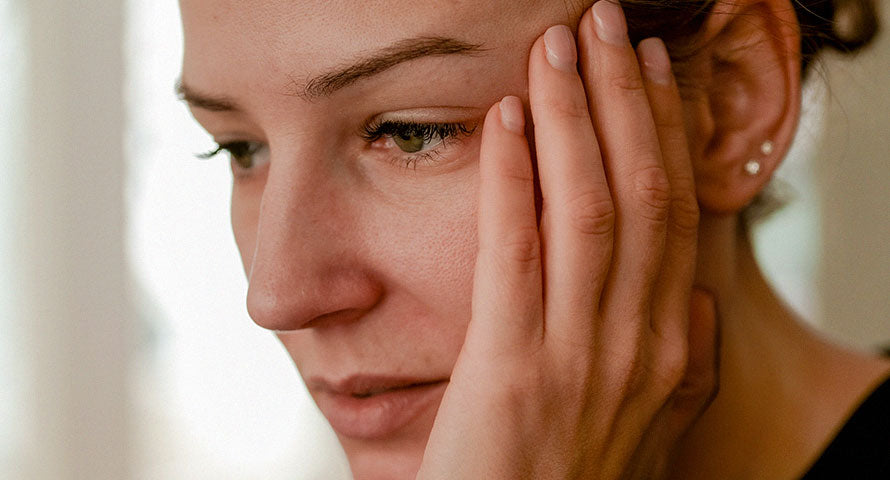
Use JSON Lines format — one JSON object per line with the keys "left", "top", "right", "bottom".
{"left": 798, "top": 0, "right": 880, "bottom": 71}
{"left": 828, "top": 0, "right": 880, "bottom": 50}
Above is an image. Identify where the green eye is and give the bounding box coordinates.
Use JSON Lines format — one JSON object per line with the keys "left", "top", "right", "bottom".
{"left": 363, "top": 120, "right": 475, "bottom": 155}
{"left": 392, "top": 130, "right": 442, "bottom": 153}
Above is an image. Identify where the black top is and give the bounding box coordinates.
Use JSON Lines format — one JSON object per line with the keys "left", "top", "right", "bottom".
{"left": 799, "top": 374, "right": 890, "bottom": 479}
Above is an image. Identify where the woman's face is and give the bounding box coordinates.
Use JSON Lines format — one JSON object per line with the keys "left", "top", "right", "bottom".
{"left": 180, "top": 0, "right": 574, "bottom": 477}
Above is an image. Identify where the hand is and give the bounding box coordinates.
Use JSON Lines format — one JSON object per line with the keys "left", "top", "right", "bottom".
{"left": 416, "top": 1, "right": 718, "bottom": 479}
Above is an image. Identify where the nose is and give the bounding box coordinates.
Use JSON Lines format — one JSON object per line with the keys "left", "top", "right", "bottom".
{"left": 245, "top": 157, "right": 383, "bottom": 331}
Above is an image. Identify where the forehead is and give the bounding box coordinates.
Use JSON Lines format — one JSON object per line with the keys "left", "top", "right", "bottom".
{"left": 180, "top": 0, "right": 571, "bottom": 90}
{"left": 181, "top": 0, "right": 551, "bottom": 42}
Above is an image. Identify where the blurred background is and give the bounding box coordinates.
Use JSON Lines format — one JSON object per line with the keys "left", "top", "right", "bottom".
{"left": 0, "top": 0, "right": 888, "bottom": 478}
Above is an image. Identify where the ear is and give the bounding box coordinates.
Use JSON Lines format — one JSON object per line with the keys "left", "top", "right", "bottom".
{"left": 679, "top": 0, "right": 802, "bottom": 214}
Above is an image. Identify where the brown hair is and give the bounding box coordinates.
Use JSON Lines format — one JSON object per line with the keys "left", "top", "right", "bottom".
{"left": 619, "top": 0, "right": 881, "bottom": 78}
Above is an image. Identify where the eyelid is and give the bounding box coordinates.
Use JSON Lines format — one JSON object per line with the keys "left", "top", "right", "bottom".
{"left": 366, "top": 106, "right": 484, "bottom": 126}
{"left": 361, "top": 119, "right": 479, "bottom": 171}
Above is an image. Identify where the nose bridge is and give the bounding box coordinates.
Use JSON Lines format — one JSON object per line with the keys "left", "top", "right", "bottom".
{"left": 245, "top": 145, "right": 380, "bottom": 331}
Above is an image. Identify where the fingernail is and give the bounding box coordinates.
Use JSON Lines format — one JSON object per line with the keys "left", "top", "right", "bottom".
{"left": 638, "top": 37, "right": 672, "bottom": 86}
{"left": 499, "top": 96, "right": 525, "bottom": 134}
{"left": 592, "top": 0, "right": 628, "bottom": 46}
{"left": 543, "top": 25, "right": 577, "bottom": 72}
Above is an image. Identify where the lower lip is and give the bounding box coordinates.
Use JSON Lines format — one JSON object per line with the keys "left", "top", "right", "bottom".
{"left": 314, "top": 381, "right": 448, "bottom": 440}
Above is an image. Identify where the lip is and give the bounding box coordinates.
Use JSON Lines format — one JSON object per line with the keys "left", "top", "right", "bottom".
{"left": 309, "top": 375, "right": 449, "bottom": 440}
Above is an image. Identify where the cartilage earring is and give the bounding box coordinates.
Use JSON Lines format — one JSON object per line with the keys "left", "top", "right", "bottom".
{"left": 744, "top": 159, "right": 762, "bottom": 176}
{"left": 760, "top": 140, "right": 775, "bottom": 155}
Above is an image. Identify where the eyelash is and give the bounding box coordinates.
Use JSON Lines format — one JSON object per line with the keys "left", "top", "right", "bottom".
{"left": 361, "top": 120, "right": 476, "bottom": 169}
{"left": 197, "top": 141, "right": 260, "bottom": 170}
{"left": 197, "top": 120, "right": 476, "bottom": 170}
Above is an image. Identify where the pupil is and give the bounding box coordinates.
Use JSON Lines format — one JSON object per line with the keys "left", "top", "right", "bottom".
{"left": 394, "top": 133, "right": 426, "bottom": 153}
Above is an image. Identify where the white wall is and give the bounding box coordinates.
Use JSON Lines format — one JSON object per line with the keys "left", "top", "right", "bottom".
{"left": 815, "top": 7, "right": 890, "bottom": 350}
{"left": 1, "top": 1, "right": 132, "bottom": 479}
{"left": 0, "top": 0, "right": 29, "bottom": 473}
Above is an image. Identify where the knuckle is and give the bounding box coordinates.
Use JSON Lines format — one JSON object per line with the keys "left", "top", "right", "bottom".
{"left": 537, "top": 94, "right": 591, "bottom": 121}
{"left": 607, "top": 69, "right": 646, "bottom": 94}
{"left": 603, "top": 341, "right": 647, "bottom": 399}
{"left": 653, "top": 113, "right": 685, "bottom": 133}
{"left": 631, "top": 165, "right": 671, "bottom": 223}
{"left": 496, "top": 161, "right": 534, "bottom": 185}
{"left": 669, "top": 192, "right": 700, "bottom": 237}
{"left": 496, "top": 225, "right": 541, "bottom": 273}
{"left": 616, "top": 354, "right": 648, "bottom": 399}
{"left": 566, "top": 189, "right": 616, "bottom": 236}
{"left": 658, "top": 342, "right": 690, "bottom": 394}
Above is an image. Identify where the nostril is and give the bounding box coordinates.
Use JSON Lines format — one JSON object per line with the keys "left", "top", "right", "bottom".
{"left": 295, "top": 308, "right": 368, "bottom": 331}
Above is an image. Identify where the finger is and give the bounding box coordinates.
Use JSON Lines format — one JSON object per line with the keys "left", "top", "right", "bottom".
{"left": 470, "top": 97, "right": 544, "bottom": 350}
{"left": 636, "top": 36, "right": 700, "bottom": 340}
{"left": 578, "top": 1, "right": 670, "bottom": 322}
{"left": 528, "top": 25, "right": 614, "bottom": 339}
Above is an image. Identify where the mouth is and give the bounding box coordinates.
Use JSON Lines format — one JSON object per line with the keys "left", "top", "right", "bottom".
{"left": 309, "top": 375, "right": 449, "bottom": 440}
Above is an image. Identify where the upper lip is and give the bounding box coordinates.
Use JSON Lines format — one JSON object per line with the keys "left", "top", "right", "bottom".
{"left": 307, "top": 374, "right": 449, "bottom": 397}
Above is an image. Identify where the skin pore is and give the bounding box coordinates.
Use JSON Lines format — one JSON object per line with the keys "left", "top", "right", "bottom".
{"left": 179, "top": 0, "right": 890, "bottom": 478}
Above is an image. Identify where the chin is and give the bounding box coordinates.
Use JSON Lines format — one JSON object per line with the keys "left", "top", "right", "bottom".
{"left": 348, "top": 457, "right": 422, "bottom": 480}
{"left": 341, "top": 440, "right": 427, "bottom": 480}
{"left": 335, "top": 401, "right": 439, "bottom": 480}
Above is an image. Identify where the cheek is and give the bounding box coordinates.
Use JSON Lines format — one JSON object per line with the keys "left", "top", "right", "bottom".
{"left": 399, "top": 203, "right": 477, "bottom": 311}
{"left": 362, "top": 169, "right": 480, "bottom": 336}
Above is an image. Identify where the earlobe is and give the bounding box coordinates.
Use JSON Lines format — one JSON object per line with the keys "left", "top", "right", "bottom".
{"left": 683, "top": 0, "right": 802, "bottom": 214}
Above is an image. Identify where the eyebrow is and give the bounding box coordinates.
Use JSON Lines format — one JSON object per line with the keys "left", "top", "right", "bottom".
{"left": 177, "top": 36, "right": 485, "bottom": 110}
{"left": 176, "top": 80, "right": 241, "bottom": 112}
{"left": 295, "top": 36, "right": 486, "bottom": 98}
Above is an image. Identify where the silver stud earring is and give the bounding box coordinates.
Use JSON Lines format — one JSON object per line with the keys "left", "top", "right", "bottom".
{"left": 744, "top": 159, "right": 762, "bottom": 176}
{"left": 744, "top": 140, "right": 773, "bottom": 176}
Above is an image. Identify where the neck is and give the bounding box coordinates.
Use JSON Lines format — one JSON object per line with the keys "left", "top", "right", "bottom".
{"left": 669, "top": 213, "right": 890, "bottom": 479}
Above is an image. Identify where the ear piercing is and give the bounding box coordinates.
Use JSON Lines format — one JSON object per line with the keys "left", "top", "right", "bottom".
{"left": 744, "top": 140, "right": 774, "bottom": 176}
{"left": 760, "top": 140, "right": 774, "bottom": 155}
{"left": 744, "top": 159, "right": 762, "bottom": 176}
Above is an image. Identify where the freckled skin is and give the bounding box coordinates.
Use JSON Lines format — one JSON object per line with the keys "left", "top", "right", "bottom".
{"left": 180, "top": 0, "right": 577, "bottom": 477}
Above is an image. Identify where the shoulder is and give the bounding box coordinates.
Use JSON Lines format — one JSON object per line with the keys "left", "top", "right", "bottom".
{"left": 800, "top": 372, "right": 890, "bottom": 479}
